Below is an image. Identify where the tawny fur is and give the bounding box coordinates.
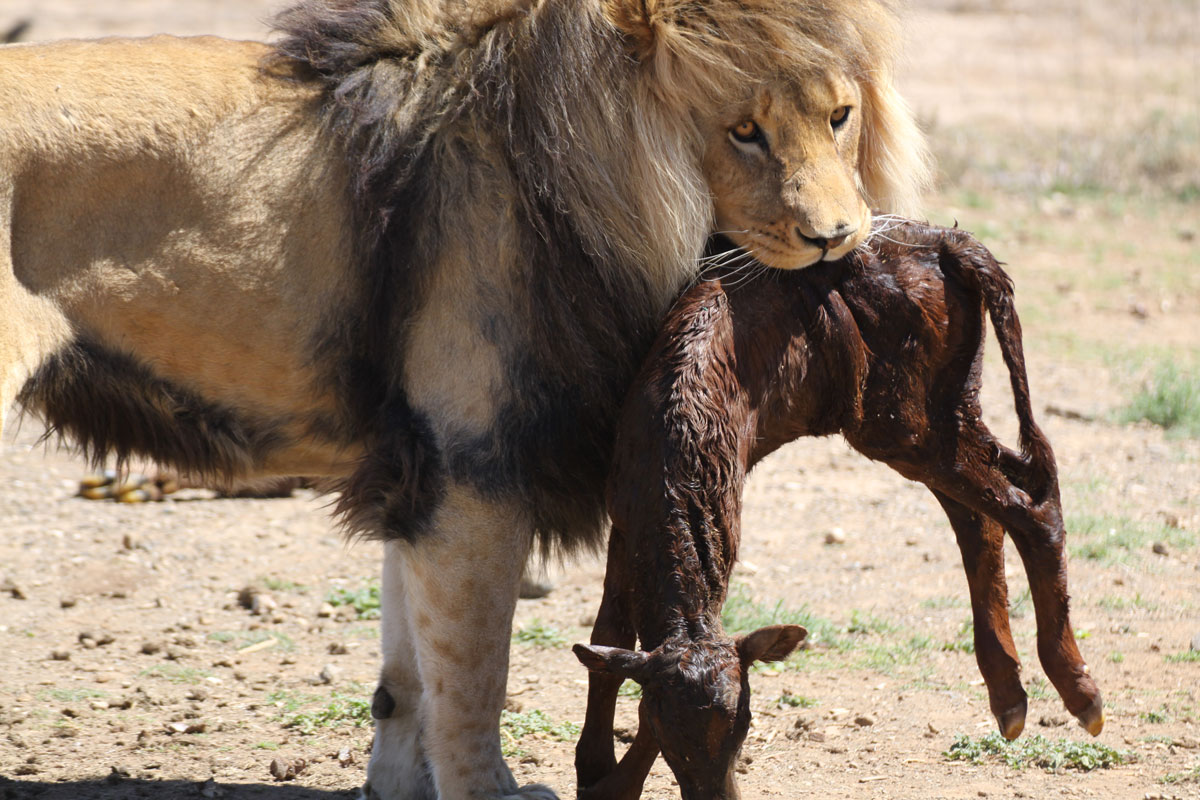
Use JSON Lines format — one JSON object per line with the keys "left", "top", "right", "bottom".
{"left": 1, "top": 1, "right": 929, "bottom": 797}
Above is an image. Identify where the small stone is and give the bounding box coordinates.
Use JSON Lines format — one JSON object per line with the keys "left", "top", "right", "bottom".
{"left": 251, "top": 594, "right": 277, "bottom": 616}
{"left": 199, "top": 778, "right": 223, "bottom": 798}
{"left": 165, "top": 721, "right": 206, "bottom": 735}
{"left": 337, "top": 747, "right": 354, "bottom": 767}
{"left": 2, "top": 578, "right": 27, "bottom": 600}
{"left": 313, "top": 664, "right": 340, "bottom": 685}
{"left": 334, "top": 605, "right": 358, "bottom": 622}
{"left": 824, "top": 528, "right": 847, "bottom": 545}
{"left": 853, "top": 715, "right": 875, "bottom": 727}
{"left": 140, "top": 641, "right": 163, "bottom": 655}
{"left": 1152, "top": 542, "right": 1169, "bottom": 556}
{"left": 79, "top": 631, "right": 115, "bottom": 647}
{"left": 50, "top": 650, "right": 71, "bottom": 662}
{"left": 317, "top": 602, "right": 335, "bottom": 618}
{"left": 60, "top": 597, "right": 77, "bottom": 609}
{"left": 121, "top": 533, "right": 140, "bottom": 550}
{"left": 269, "top": 757, "right": 306, "bottom": 781}
{"left": 327, "top": 642, "right": 350, "bottom": 655}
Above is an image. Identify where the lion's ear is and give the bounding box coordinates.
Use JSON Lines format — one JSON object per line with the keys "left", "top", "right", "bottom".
{"left": 603, "top": 0, "right": 663, "bottom": 60}
{"left": 857, "top": 75, "right": 932, "bottom": 218}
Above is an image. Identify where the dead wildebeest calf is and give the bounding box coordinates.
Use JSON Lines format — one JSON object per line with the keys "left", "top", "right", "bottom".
{"left": 572, "top": 219, "right": 1104, "bottom": 800}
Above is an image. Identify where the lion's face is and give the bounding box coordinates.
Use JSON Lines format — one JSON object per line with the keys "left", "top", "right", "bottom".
{"left": 701, "top": 70, "right": 869, "bottom": 270}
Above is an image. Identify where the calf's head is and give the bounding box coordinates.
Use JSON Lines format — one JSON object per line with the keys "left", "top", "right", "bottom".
{"left": 574, "top": 624, "right": 805, "bottom": 799}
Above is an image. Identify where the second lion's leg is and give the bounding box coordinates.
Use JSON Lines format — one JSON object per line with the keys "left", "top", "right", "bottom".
{"left": 363, "top": 541, "right": 435, "bottom": 800}
{"left": 401, "top": 484, "right": 557, "bottom": 800}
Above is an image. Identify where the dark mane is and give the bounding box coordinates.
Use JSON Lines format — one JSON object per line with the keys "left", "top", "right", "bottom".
{"left": 271, "top": 0, "right": 665, "bottom": 548}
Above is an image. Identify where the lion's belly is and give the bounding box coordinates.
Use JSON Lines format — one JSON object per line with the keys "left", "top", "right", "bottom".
{"left": 3, "top": 35, "right": 362, "bottom": 478}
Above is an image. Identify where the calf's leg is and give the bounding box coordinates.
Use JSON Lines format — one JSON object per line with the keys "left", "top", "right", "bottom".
{"left": 576, "top": 527, "right": 660, "bottom": 800}
{"left": 997, "top": 496, "right": 1104, "bottom": 735}
{"left": 929, "top": 449, "right": 1103, "bottom": 736}
{"left": 932, "top": 489, "right": 1027, "bottom": 739}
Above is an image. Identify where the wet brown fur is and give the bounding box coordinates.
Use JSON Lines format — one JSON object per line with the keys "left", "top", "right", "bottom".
{"left": 574, "top": 220, "right": 1104, "bottom": 799}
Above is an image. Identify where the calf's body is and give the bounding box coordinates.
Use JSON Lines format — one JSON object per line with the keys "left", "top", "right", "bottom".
{"left": 574, "top": 220, "right": 1103, "bottom": 799}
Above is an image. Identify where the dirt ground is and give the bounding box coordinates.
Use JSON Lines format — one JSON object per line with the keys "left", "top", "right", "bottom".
{"left": 2, "top": 1, "right": 1199, "bottom": 799}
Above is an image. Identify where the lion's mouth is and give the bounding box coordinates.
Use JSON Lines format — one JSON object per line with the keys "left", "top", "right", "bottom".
{"left": 712, "top": 232, "right": 855, "bottom": 271}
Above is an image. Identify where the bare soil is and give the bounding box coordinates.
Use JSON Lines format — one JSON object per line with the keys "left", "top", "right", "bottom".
{"left": 2, "top": 1, "right": 1198, "bottom": 799}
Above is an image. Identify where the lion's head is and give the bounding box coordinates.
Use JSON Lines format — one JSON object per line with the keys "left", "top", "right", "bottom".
{"left": 605, "top": 0, "right": 931, "bottom": 270}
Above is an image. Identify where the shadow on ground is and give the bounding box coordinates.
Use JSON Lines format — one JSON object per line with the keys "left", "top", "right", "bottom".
{"left": 0, "top": 777, "right": 359, "bottom": 800}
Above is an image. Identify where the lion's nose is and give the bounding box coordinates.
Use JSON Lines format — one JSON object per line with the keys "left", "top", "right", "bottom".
{"left": 796, "top": 222, "right": 855, "bottom": 252}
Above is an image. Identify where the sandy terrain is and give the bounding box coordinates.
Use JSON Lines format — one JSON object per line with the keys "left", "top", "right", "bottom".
{"left": 2, "top": 1, "right": 1198, "bottom": 799}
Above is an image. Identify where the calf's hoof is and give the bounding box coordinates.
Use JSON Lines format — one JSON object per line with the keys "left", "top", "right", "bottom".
{"left": 995, "top": 699, "right": 1028, "bottom": 741}
{"left": 1072, "top": 694, "right": 1105, "bottom": 736}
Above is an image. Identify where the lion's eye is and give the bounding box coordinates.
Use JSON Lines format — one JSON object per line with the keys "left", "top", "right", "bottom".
{"left": 830, "top": 106, "right": 851, "bottom": 130}
{"left": 730, "top": 120, "right": 762, "bottom": 144}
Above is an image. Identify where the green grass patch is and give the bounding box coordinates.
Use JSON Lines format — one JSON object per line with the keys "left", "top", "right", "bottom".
{"left": 942, "top": 620, "right": 975, "bottom": 654}
{"left": 617, "top": 680, "right": 642, "bottom": 699}
{"left": 253, "top": 741, "right": 281, "bottom": 751}
{"left": 499, "top": 709, "right": 580, "bottom": 758}
{"left": 1139, "top": 707, "right": 1170, "bottom": 724}
{"left": 39, "top": 688, "right": 108, "bottom": 703}
{"left": 266, "top": 689, "right": 324, "bottom": 713}
{"left": 1165, "top": 650, "right": 1200, "bottom": 664}
{"left": 326, "top": 582, "right": 382, "bottom": 620}
{"left": 282, "top": 693, "right": 372, "bottom": 734}
{"left": 920, "top": 596, "right": 968, "bottom": 610}
{"left": 777, "top": 691, "right": 818, "bottom": 708}
{"left": 722, "top": 584, "right": 840, "bottom": 649}
{"left": 1025, "top": 675, "right": 1053, "bottom": 701}
{"left": 261, "top": 577, "right": 308, "bottom": 594}
{"left": 1096, "top": 593, "right": 1157, "bottom": 613}
{"left": 1067, "top": 513, "right": 1195, "bottom": 564}
{"left": 945, "top": 732, "right": 1133, "bottom": 772}
{"left": 1119, "top": 362, "right": 1200, "bottom": 436}
{"left": 512, "top": 619, "right": 568, "bottom": 649}
{"left": 138, "top": 664, "right": 212, "bottom": 684}
{"left": 845, "top": 610, "right": 899, "bottom": 637}
{"left": 207, "top": 630, "right": 295, "bottom": 651}
{"left": 1109, "top": 651, "right": 1125, "bottom": 664}
{"left": 1160, "top": 764, "right": 1200, "bottom": 785}
{"left": 1008, "top": 587, "right": 1032, "bottom": 620}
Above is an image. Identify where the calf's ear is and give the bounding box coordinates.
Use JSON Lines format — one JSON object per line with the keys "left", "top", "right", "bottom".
{"left": 736, "top": 624, "right": 808, "bottom": 666}
{"left": 572, "top": 644, "right": 654, "bottom": 684}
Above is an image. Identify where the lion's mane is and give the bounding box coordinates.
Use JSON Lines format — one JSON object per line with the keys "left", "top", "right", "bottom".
{"left": 267, "top": 0, "right": 930, "bottom": 549}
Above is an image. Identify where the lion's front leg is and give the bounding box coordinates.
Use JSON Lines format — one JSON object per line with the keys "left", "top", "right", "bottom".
{"left": 363, "top": 541, "right": 435, "bottom": 800}
{"left": 386, "top": 484, "right": 557, "bottom": 800}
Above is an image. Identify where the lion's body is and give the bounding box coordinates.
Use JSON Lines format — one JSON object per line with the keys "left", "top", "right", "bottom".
{"left": 1, "top": 36, "right": 357, "bottom": 477}
{"left": 1, "top": 1, "right": 928, "bottom": 797}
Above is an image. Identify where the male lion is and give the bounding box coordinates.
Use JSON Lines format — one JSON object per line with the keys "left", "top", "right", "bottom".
{"left": 0, "top": 0, "right": 928, "bottom": 797}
